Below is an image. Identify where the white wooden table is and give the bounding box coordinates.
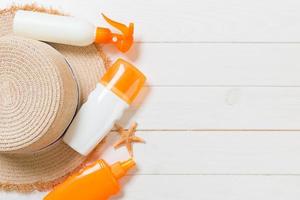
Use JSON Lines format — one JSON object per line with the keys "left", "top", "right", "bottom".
{"left": 2, "top": 0, "right": 300, "bottom": 199}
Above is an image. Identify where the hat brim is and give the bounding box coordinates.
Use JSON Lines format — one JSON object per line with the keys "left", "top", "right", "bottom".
{"left": 0, "top": 5, "right": 107, "bottom": 191}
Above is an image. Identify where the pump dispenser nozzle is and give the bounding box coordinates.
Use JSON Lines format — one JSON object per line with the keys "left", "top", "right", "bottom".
{"left": 96, "top": 14, "right": 134, "bottom": 52}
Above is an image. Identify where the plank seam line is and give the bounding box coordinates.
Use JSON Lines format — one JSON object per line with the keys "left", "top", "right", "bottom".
{"left": 132, "top": 129, "right": 300, "bottom": 132}
{"left": 124, "top": 174, "right": 300, "bottom": 176}
{"left": 136, "top": 41, "right": 300, "bottom": 44}
{"left": 145, "top": 85, "right": 300, "bottom": 88}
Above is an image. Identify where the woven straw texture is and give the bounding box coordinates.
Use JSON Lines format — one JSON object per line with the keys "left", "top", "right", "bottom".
{"left": 0, "top": 6, "right": 107, "bottom": 192}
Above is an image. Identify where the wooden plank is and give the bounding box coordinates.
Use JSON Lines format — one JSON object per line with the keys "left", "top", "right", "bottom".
{"left": 3, "top": 175, "right": 300, "bottom": 200}
{"left": 5, "top": 0, "right": 299, "bottom": 42}
{"left": 112, "top": 175, "right": 300, "bottom": 200}
{"left": 2, "top": 0, "right": 300, "bottom": 42}
{"left": 99, "top": 131, "right": 300, "bottom": 175}
{"left": 104, "top": 43, "right": 300, "bottom": 86}
{"left": 118, "top": 86, "right": 300, "bottom": 130}
{"left": 95, "top": 0, "right": 300, "bottom": 42}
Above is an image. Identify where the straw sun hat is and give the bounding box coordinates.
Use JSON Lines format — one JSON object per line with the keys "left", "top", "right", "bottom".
{"left": 0, "top": 5, "right": 109, "bottom": 191}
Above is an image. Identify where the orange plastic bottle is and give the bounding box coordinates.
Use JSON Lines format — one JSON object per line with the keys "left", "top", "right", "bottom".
{"left": 44, "top": 159, "right": 135, "bottom": 200}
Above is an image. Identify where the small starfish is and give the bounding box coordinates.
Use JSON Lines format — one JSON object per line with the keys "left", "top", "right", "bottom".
{"left": 114, "top": 122, "right": 145, "bottom": 157}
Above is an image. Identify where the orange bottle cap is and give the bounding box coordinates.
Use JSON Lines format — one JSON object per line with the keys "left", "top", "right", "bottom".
{"left": 111, "top": 159, "right": 136, "bottom": 179}
{"left": 100, "top": 59, "right": 146, "bottom": 104}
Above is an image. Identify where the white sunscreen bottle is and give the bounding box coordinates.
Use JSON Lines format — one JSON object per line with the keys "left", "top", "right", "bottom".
{"left": 13, "top": 10, "right": 134, "bottom": 52}
{"left": 63, "top": 59, "right": 146, "bottom": 156}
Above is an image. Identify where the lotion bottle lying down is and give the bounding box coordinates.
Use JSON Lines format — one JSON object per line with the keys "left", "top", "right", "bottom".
{"left": 44, "top": 158, "right": 136, "bottom": 200}
{"left": 13, "top": 10, "right": 134, "bottom": 52}
{"left": 63, "top": 58, "right": 146, "bottom": 156}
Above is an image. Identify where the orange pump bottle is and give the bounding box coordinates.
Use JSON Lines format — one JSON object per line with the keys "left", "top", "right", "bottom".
{"left": 44, "top": 159, "right": 135, "bottom": 200}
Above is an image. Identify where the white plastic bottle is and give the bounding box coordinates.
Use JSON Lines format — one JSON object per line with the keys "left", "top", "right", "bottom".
{"left": 13, "top": 10, "right": 134, "bottom": 52}
{"left": 63, "top": 59, "right": 146, "bottom": 156}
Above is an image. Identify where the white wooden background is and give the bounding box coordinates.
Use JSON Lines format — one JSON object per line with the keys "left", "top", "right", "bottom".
{"left": 2, "top": 0, "right": 300, "bottom": 199}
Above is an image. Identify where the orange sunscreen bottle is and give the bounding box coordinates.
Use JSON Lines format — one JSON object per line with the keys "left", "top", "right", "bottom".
{"left": 44, "top": 159, "right": 135, "bottom": 200}
{"left": 13, "top": 10, "right": 134, "bottom": 52}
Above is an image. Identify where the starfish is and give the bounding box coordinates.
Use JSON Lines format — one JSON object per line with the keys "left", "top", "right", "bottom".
{"left": 114, "top": 122, "right": 145, "bottom": 157}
